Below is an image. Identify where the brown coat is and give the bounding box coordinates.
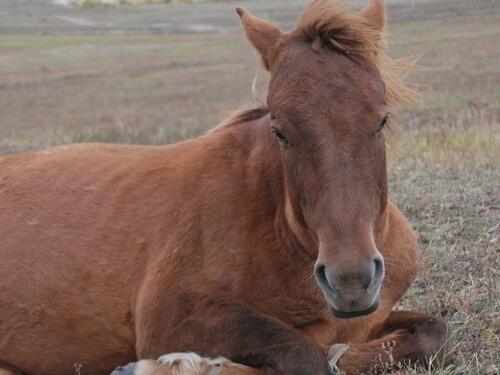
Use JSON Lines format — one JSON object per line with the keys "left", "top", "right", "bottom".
{"left": 0, "top": 1, "right": 447, "bottom": 374}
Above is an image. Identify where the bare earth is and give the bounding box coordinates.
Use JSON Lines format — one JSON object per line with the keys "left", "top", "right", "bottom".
{"left": 0, "top": 0, "right": 498, "bottom": 373}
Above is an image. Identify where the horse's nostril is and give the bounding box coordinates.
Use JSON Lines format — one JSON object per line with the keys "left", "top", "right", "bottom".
{"left": 373, "top": 256, "right": 384, "bottom": 281}
{"left": 314, "top": 263, "right": 334, "bottom": 292}
{"left": 363, "top": 255, "right": 385, "bottom": 291}
{"left": 361, "top": 255, "right": 384, "bottom": 290}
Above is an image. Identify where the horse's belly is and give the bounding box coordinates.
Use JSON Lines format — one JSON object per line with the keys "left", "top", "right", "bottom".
{"left": 0, "top": 230, "right": 137, "bottom": 374}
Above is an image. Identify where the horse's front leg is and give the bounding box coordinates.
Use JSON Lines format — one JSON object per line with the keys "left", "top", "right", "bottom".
{"left": 335, "top": 310, "right": 448, "bottom": 374}
{"left": 135, "top": 296, "right": 331, "bottom": 375}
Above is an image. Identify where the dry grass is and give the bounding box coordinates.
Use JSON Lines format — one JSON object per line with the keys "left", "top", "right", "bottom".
{"left": 0, "top": 0, "right": 498, "bottom": 373}
{"left": 57, "top": 0, "right": 224, "bottom": 5}
{"left": 384, "top": 4, "right": 500, "bottom": 372}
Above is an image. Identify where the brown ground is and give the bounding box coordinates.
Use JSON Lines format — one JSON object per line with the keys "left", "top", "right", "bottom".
{"left": 0, "top": 0, "right": 498, "bottom": 373}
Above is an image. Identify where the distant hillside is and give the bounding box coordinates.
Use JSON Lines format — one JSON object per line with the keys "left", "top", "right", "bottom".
{"left": 54, "top": 0, "right": 222, "bottom": 5}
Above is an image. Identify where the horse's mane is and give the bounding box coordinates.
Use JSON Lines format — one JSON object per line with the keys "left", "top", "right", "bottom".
{"left": 217, "top": 0, "right": 417, "bottom": 130}
{"left": 212, "top": 106, "right": 270, "bottom": 131}
{"left": 295, "top": 0, "right": 418, "bottom": 107}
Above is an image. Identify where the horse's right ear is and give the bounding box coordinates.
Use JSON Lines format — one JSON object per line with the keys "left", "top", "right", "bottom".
{"left": 359, "top": 0, "right": 387, "bottom": 33}
{"left": 236, "top": 7, "right": 284, "bottom": 71}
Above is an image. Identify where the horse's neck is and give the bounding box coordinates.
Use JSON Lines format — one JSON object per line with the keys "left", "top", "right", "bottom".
{"left": 214, "top": 115, "right": 316, "bottom": 261}
{"left": 208, "top": 117, "right": 322, "bottom": 321}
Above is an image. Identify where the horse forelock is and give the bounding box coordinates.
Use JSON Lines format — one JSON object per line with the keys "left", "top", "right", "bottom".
{"left": 216, "top": 0, "right": 418, "bottom": 133}
{"left": 295, "top": 0, "right": 418, "bottom": 107}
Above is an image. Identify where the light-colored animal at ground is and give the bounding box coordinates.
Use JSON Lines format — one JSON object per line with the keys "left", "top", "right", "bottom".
{"left": 0, "top": 1, "right": 447, "bottom": 374}
{"left": 109, "top": 347, "right": 351, "bottom": 375}
{"left": 111, "top": 353, "right": 259, "bottom": 375}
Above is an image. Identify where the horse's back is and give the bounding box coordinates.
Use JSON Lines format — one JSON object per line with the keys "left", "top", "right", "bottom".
{"left": 0, "top": 143, "right": 178, "bottom": 375}
{"left": 0, "top": 135, "right": 253, "bottom": 374}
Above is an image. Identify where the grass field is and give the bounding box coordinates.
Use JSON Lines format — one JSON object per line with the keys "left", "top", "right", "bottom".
{"left": 0, "top": 0, "right": 498, "bottom": 373}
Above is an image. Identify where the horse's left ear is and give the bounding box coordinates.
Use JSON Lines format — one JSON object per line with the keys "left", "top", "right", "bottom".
{"left": 236, "top": 7, "right": 284, "bottom": 71}
{"left": 359, "top": 0, "right": 387, "bottom": 33}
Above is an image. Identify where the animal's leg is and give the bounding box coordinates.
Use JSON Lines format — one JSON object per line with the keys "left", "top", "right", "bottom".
{"left": 336, "top": 311, "right": 448, "bottom": 374}
{"left": 135, "top": 297, "right": 332, "bottom": 375}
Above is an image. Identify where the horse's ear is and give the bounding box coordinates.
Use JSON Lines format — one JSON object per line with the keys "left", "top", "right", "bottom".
{"left": 236, "top": 7, "right": 283, "bottom": 71}
{"left": 359, "top": 0, "right": 386, "bottom": 33}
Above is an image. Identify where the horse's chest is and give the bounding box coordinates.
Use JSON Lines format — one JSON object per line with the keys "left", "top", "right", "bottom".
{"left": 247, "top": 273, "right": 326, "bottom": 327}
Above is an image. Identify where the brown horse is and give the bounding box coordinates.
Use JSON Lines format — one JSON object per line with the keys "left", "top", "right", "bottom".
{"left": 0, "top": 1, "right": 447, "bottom": 374}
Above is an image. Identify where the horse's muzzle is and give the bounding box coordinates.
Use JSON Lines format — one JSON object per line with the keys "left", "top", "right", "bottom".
{"left": 314, "top": 254, "right": 385, "bottom": 319}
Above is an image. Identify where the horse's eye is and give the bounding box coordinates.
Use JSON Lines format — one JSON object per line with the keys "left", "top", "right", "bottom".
{"left": 377, "top": 115, "right": 389, "bottom": 133}
{"left": 271, "top": 127, "right": 289, "bottom": 145}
